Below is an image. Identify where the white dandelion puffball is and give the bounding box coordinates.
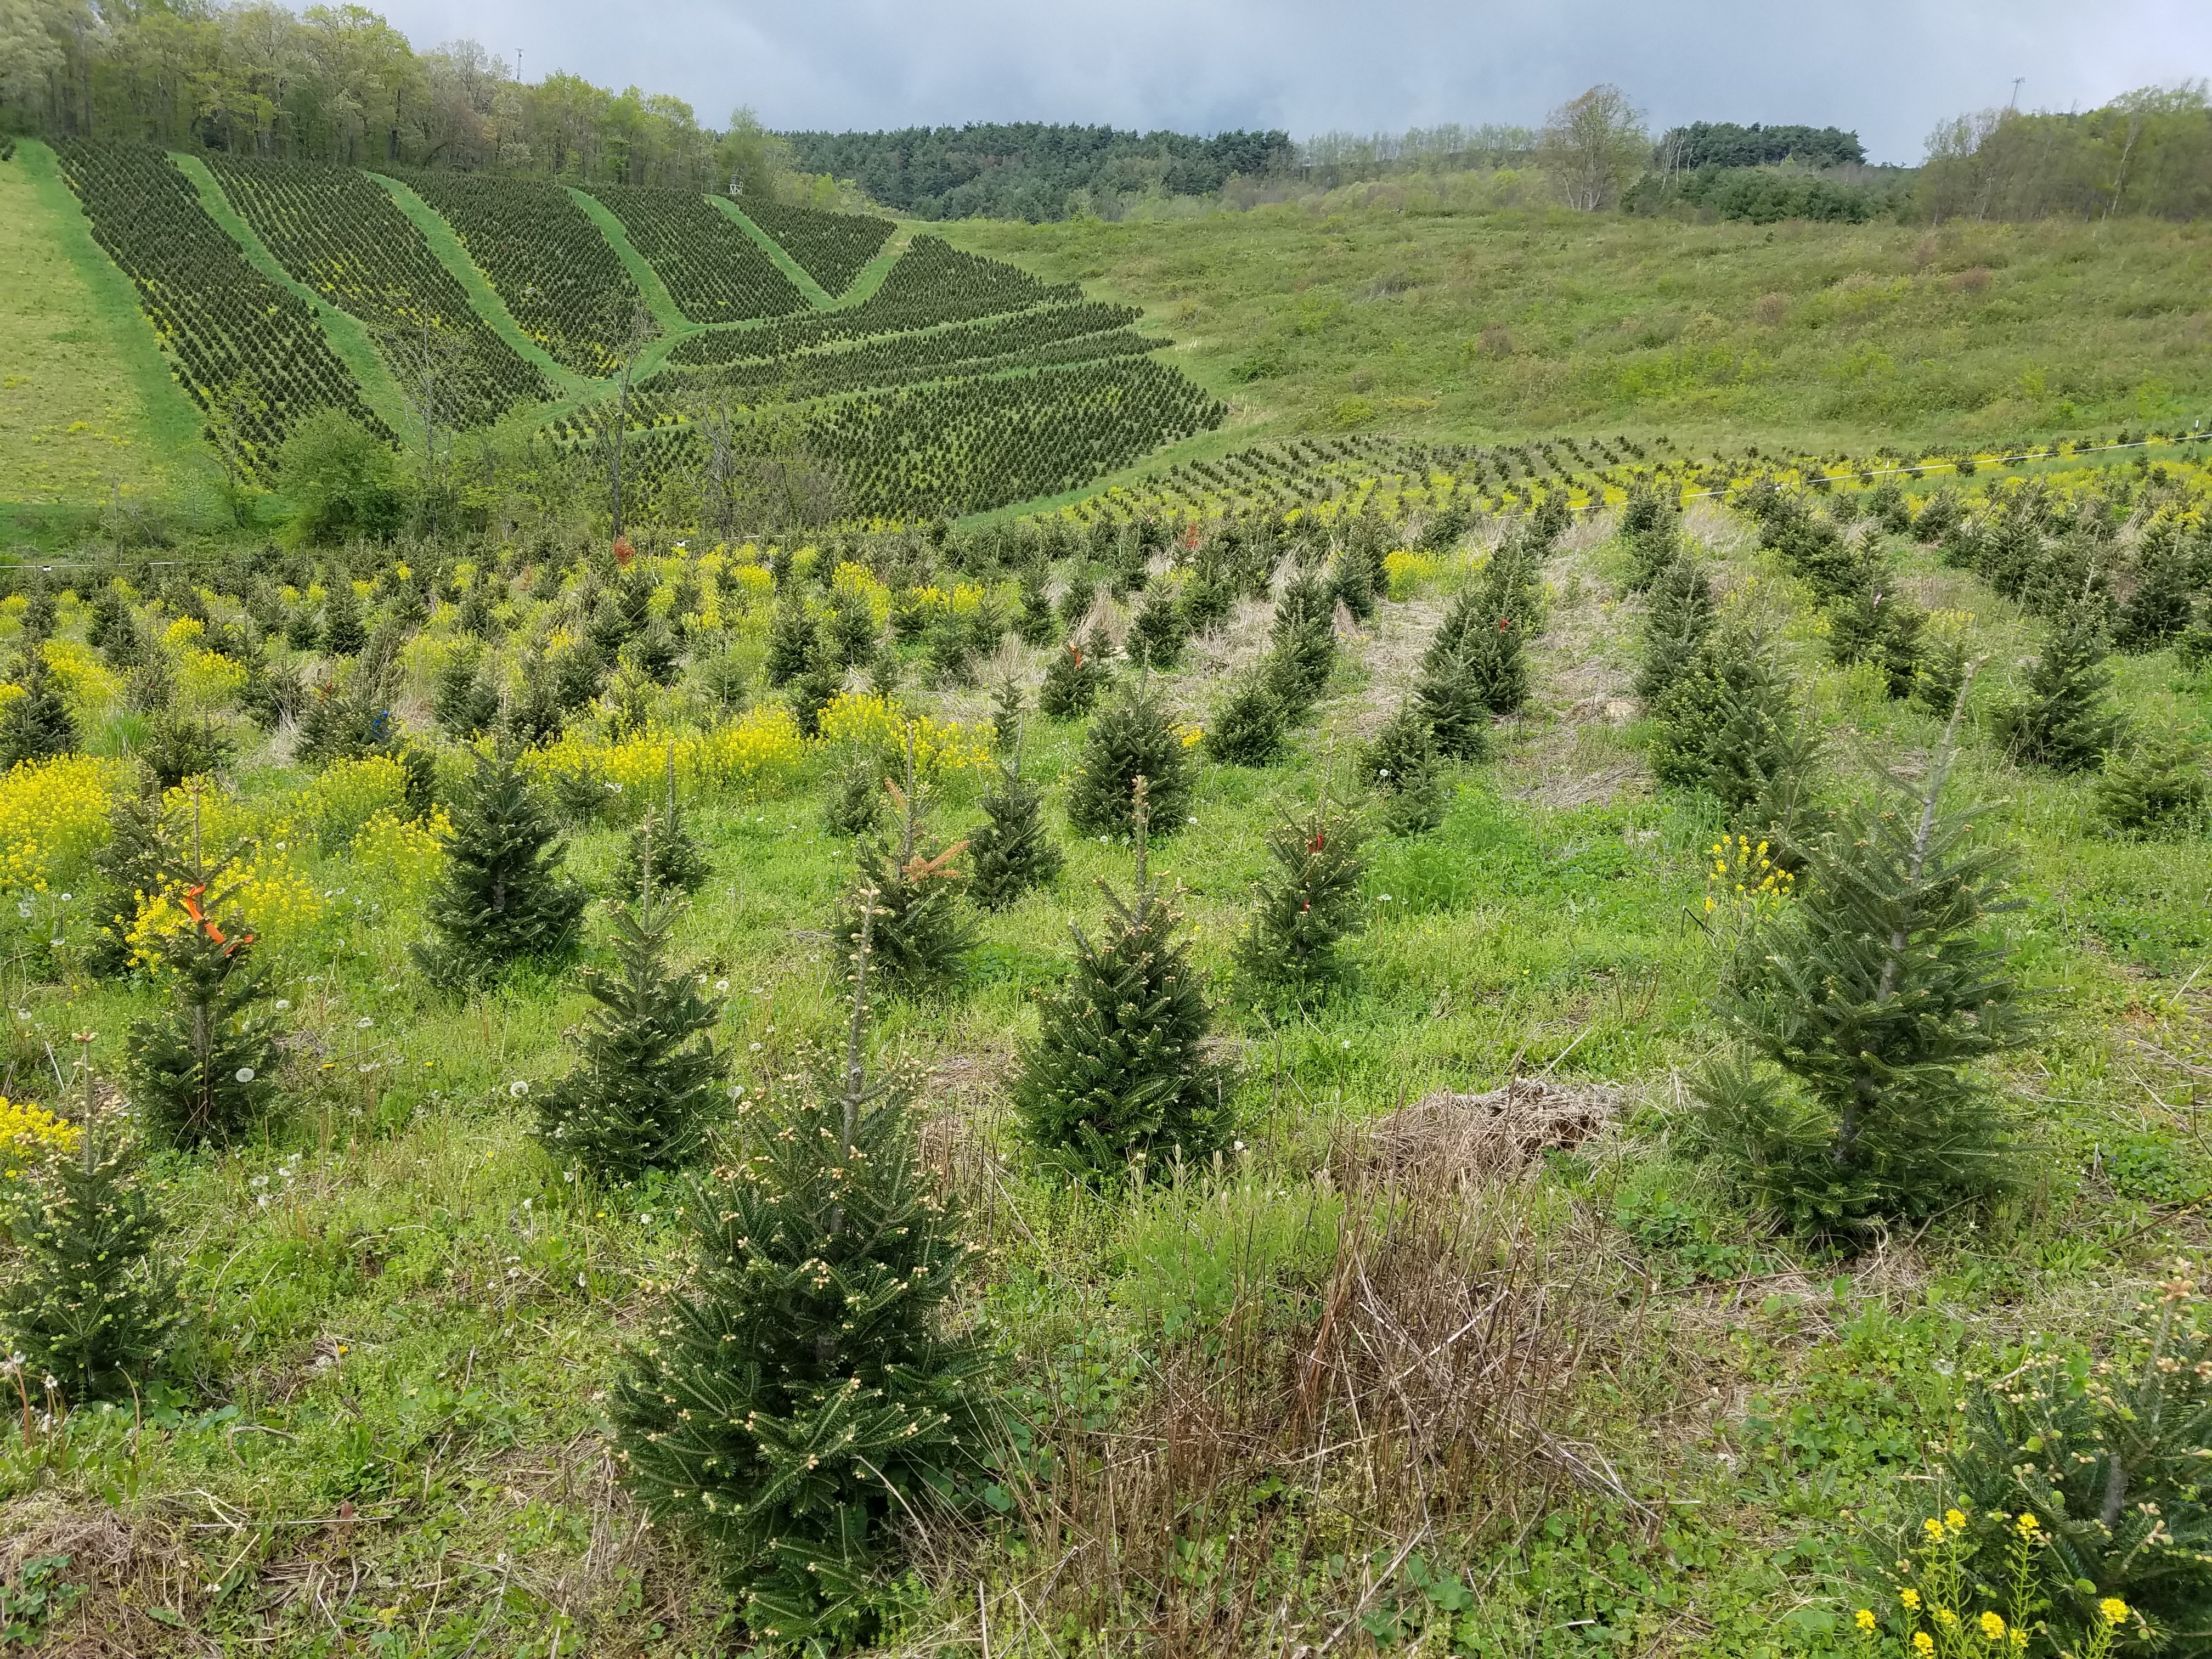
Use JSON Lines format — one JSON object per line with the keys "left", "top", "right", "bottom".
{"left": 273, "top": 999, "right": 291, "bottom": 1012}
{"left": 357, "top": 1017, "right": 373, "bottom": 1029}
{"left": 510, "top": 1080, "right": 530, "bottom": 1098}
{"left": 235, "top": 1068, "right": 256, "bottom": 1083}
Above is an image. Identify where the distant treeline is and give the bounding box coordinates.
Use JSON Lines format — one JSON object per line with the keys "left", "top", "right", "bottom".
{"left": 0, "top": 0, "right": 785, "bottom": 193}
{"left": 1920, "top": 85, "right": 2212, "bottom": 221}
{"left": 778, "top": 123, "right": 1295, "bottom": 221}
{"left": 1657, "top": 122, "right": 1865, "bottom": 171}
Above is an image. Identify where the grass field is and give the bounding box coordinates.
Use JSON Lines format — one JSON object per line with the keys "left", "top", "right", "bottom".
{"left": 0, "top": 443, "right": 2205, "bottom": 1653}
{"left": 939, "top": 205, "right": 2212, "bottom": 458}
{"left": 0, "top": 148, "right": 210, "bottom": 508}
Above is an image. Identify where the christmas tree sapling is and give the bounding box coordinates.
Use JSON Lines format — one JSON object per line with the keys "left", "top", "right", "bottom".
{"left": 837, "top": 729, "right": 977, "bottom": 992}
{"left": 535, "top": 827, "right": 727, "bottom": 1181}
{"left": 1014, "top": 777, "right": 1233, "bottom": 1181}
{"left": 1066, "top": 675, "right": 1193, "bottom": 838}
{"left": 414, "top": 737, "right": 587, "bottom": 989}
{"left": 611, "top": 898, "right": 994, "bottom": 1650}
{"left": 613, "top": 746, "right": 712, "bottom": 900}
{"left": 1235, "top": 787, "right": 1369, "bottom": 1001}
{"left": 968, "top": 724, "right": 1064, "bottom": 911}
{"left": 123, "top": 800, "right": 285, "bottom": 1148}
{"left": 0, "top": 1059, "right": 177, "bottom": 1405}
{"left": 1697, "top": 673, "right": 2034, "bottom": 1232}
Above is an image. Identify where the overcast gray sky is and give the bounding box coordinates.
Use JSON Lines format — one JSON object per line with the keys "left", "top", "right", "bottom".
{"left": 378, "top": 0, "right": 2210, "bottom": 163}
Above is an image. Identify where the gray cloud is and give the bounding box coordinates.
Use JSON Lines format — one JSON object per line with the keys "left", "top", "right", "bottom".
{"left": 377, "top": 0, "right": 2210, "bottom": 163}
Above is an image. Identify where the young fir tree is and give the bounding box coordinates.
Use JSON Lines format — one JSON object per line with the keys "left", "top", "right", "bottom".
{"left": 1914, "top": 620, "right": 1973, "bottom": 718}
{"left": 1234, "top": 793, "right": 1369, "bottom": 1000}
{"left": 2116, "top": 526, "right": 2196, "bottom": 651}
{"left": 1618, "top": 485, "right": 1683, "bottom": 594}
{"left": 534, "top": 844, "right": 727, "bottom": 1181}
{"left": 1651, "top": 618, "right": 1822, "bottom": 850}
{"left": 967, "top": 729, "right": 1063, "bottom": 911}
{"left": 1058, "top": 567, "right": 1098, "bottom": 636}
{"left": 414, "top": 738, "right": 587, "bottom": 989}
{"left": 823, "top": 749, "right": 889, "bottom": 840}
{"left": 1066, "top": 675, "right": 1193, "bottom": 838}
{"left": 1698, "top": 679, "right": 2034, "bottom": 1233}
{"left": 0, "top": 1080, "right": 177, "bottom": 1404}
{"left": 1359, "top": 701, "right": 1447, "bottom": 834}
{"left": 433, "top": 645, "right": 500, "bottom": 740}
{"left": 86, "top": 772, "right": 170, "bottom": 974}
{"left": 1825, "top": 583, "right": 1925, "bottom": 699}
{"left": 1014, "top": 777, "right": 1233, "bottom": 1181}
{"left": 321, "top": 579, "right": 367, "bottom": 657}
{"left": 837, "top": 731, "right": 977, "bottom": 993}
{"left": 124, "top": 816, "right": 285, "bottom": 1148}
{"left": 1993, "top": 602, "right": 2124, "bottom": 772}
{"left": 611, "top": 900, "right": 992, "bottom": 1651}
{"left": 1205, "top": 680, "right": 1288, "bottom": 766}
{"left": 1037, "top": 636, "right": 1109, "bottom": 718}
{"left": 2095, "top": 730, "right": 2207, "bottom": 837}
{"left": 614, "top": 751, "right": 712, "bottom": 901}
{"left": 764, "top": 588, "right": 819, "bottom": 688}
{"left": 1263, "top": 572, "right": 1337, "bottom": 717}
{"left": 0, "top": 650, "right": 78, "bottom": 767}
{"left": 1127, "top": 583, "right": 1190, "bottom": 670}
{"left": 1412, "top": 642, "right": 1493, "bottom": 762}
{"left": 1634, "top": 551, "right": 1716, "bottom": 708}
{"left": 1013, "top": 563, "right": 1058, "bottom": 646}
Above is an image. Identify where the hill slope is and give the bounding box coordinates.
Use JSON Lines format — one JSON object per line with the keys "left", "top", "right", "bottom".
{"left": 939, "top": 203, "right": 2212, "bottom": 454}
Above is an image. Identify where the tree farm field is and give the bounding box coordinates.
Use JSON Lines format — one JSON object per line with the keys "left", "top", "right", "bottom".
{"left": 2, "top": 439, "right": 2211, "bottom": 1654}
{"left": 939, "top": 200, "right": 2212, "bottom": 456}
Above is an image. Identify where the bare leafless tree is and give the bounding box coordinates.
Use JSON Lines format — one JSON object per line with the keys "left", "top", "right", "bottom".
{"left": 597, "top": 301, "right": 656, "bottom": 541}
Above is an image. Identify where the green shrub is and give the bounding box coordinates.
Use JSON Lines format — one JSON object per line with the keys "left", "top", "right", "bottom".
{"left": 1358, "top": 702, "right": 1446, "bottom": 834}
{"left": 414, "top": 739, "right": 586, "bottom": 990}
{"left": 1635, "top": 552, "right": 1716, "bottom": 708}
{"left": 278, "top": 410, "right": 405, "bottom": 545}
{"left": 836, "top": 736, "right": 977, "bottom": 993}
{"left": 1015, "top": 778, "right": 1232, "bottom": 1181}
{"left": 967, "top": 740, "right": 1062, "bottom": 911}
{"left": 1994, "top": 606, "right": 2124, "bottom": 772}
{"left": 0, "top": 651, "right": 78, "bottom": 767}
{"left": 1234, "top": 796, "right": 1368, "bottom": 1001}
{"left": 1931, "top": 1273, "right": 2212, "bottom": 1651}
{"left": 1066, "top": 677, "right": 1193, "bottom": 838}
{"left": 1205, "top": 680, "right": 1288, "bottom": 767}
{"left": 1037, "top": 637, "right": 1109, "bottom": 718}
{"left": 125, "top": 861, "right": 284, "bottom": 1149}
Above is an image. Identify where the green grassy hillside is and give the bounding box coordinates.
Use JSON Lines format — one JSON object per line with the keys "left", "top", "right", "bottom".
{"left": 939, "top": 206, "right": 2212, "bottom": 457}
{"left": 0, "top": 147, "right": 210, "bottom": 507}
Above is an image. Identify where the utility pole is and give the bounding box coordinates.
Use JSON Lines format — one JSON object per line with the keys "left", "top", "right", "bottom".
{"left": 2008, "top": 77, "right": 2024, "bottom": 109}
{"left": 515, "top": 48, "right": 523, "bottom": 83}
